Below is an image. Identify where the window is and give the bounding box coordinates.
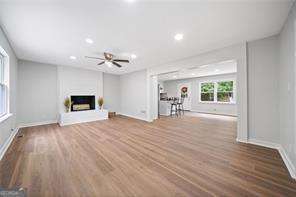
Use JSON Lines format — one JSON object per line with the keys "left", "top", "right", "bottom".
{"left": 199, "top": 80, "right": 235, "bottom": 104}
{"left": 217, "top": 81, "right": 234, "bottom": 103}
{"left": 0, "top": 48, "right": 9, "bottom": 118}
{"left": 200, "top": 82, "right": 214, "bottom": 102}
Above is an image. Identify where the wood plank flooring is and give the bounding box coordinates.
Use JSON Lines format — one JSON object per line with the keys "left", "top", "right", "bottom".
{"left": 1, "top": 114, "right": 296, "bottom": 196}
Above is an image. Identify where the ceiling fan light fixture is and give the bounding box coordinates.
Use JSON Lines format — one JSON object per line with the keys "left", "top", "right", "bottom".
{"left": 131, "top": 54, "right": 137, "bottom": 59}
{"left": 85, "top": 52, "right": 127, "bottom": 68}
{"left": 106, "top": 61, "right": 113, "bottom": 68}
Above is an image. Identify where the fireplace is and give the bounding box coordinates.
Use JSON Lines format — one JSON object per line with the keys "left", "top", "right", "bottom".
{"left": 71, "top": 95, "right": 95, "bottom": 112}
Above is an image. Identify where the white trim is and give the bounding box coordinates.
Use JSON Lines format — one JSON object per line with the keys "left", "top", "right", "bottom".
{"left": 190, "top": 110, "right": 237, "bottom": 117}
{"left": 0, "top": 127, "right": 19, "bottom": 161}
{"left": 236, "top": 137, "right": 248, "bottom": 143}
{"left": 118, "top": 113, "right": 151, "bottom": 122}
{"left": 237, "top": 138, "right": 296, "bottom": 179}
{"left": 147, "top": 43, "right": 248, "bottom": 142}
{"left": 198, "top": 101, "right": 236, "bottom": 105}
{"left": 278, "top": 145, "right": 296, "bottom": 179}
{"left": 59, "top": 119, "right": 104, "bottom": 126}
{"left": 0, "top": 113, "right": 12, "bottom": 123}
{"left": 199, "top": 79, "right": 237, "bottom": 104}
{"left": 18, "top": 120, "right": 58, "bottom": 128}
{"left": 247, "top": 138, "right": 280, "bottom": 149}
{"left": 0, "top": 45, "right": 9, "bottom": 117}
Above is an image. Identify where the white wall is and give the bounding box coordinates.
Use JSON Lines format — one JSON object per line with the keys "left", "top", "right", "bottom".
{"left": 163, "top": 73, "right": 237, "bottom": 116}
{"left": 247, "top": 36, "right": 280, "bottom": 144}
{"left": 58, "top": 66, "right": 103, "bottom": 113}
{"left": 120, "top": 69, "right": 147, "bottom": 120}
{"left": 0, "top": 27, "right": 18, "bottom": 152}
{"left": 17, "top": 60, "right": 58, "bottom": 126}
{"left": 103, "top": 73, "right": 120, "bottom": 112}
{"left": 279, "top": 2, "right": 296, "bottom": 171}
{"left": 16, "top": 62, "right": 104, "bottom": 126}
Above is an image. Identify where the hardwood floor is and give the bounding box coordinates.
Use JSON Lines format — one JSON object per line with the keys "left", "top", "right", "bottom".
{"left": 1, "top": 114, "right": 296, "bottom": 196}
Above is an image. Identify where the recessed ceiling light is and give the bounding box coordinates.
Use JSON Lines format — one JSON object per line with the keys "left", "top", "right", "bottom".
{"left": 173, "top": 75, "right": 177, "bottom": 78}
{"left": 215, "top": 69, "right": 220, "bottom": 72}
{"left": 85, "top": 38, "right": 93, "bottom": 44}
{"left": 131, "top": 54, "right": 137, "bottom": 59}
{"left": 174, "top": 33, "right": 184, "bottom": 41}
{"left": 106, "top": 61, "right": 113, "bottom": 68}
{"left": 70, "top": 56, "right": 77, "bottom": 60}
{"left": 191, "top": 73, "right": 195, "bottom": 76}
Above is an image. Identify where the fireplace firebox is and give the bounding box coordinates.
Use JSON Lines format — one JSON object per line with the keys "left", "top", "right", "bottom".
{"left": 71, "top": 95, "right": 95, "bottom": 112}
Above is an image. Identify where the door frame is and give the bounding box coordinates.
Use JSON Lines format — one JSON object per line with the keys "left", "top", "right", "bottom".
{"left": 146, "top": 43, "right": 248, "bottom": 142}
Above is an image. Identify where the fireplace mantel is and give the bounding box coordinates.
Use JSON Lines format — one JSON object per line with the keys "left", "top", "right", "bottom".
{"left": 59, "top": 109, "right": 108, "bottom": 126}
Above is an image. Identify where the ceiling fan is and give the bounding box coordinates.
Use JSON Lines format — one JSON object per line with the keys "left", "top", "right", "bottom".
{"left": 85, "top": 52, "right": 129, "bottom": 68}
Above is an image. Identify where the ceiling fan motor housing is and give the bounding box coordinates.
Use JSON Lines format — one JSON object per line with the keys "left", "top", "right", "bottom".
{"left": 104, "top": 52, "right": 114, "bottom": 60}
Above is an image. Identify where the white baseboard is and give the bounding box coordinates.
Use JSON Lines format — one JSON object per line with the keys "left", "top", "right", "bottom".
{"left": 236, "top": 137, "right": 248, "bottom": 143}
{"left": 0, "top": 127, "right": 19, "bottom": 161}
{"left": 118, "top": 113, "right": 149, "bottom": 122}
{"left": 247, "top": 138, "right": 280, "bottom": 149}
{"left": 18, "top": 120, "right": 58, "bottom": 128}
{"left": 240, "top": 138, "right": 296, "bottom": 180}
{"left": 278, "top": 145, "right": 296, "bottom": 179}
{"left": 1, "top": 120, "right": 59, "bottom": 160}
{"left": 189, "top": 110, "right": 237, "bottom": 117}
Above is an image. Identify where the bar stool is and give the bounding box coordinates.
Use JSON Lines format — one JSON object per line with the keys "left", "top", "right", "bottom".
{"left": 177, "top": 97, "right": 185, "bottom": 115}
{"left": 170, "top": 98, "right": 178, "bottom": 117}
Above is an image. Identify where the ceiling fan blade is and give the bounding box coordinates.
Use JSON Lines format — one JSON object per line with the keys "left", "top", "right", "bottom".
{"left": 112, "top": 61, "right": 122, "bottom": 68}
{"left": 85, "top": 56, "right": 105, "bottom": 60}
{"left": 113, "top": 59, "right": 129, "bottom": 63}
{"left": 97, "top": 61, "right": 105, "bottom": 65}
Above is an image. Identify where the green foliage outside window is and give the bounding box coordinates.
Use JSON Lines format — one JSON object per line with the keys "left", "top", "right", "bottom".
{"left": 217, "top": 81, "right": 233, "bottom": 92}
{"left": 201, "top": 82, "right": 214, "bottom": 101}
{"left": 217, "top": 81, "right": 234, "bottom": 102}
{"left": 201, "top": 82, "right": 214, "bottom": 93}
{"left": 200, "top": 81, "right": 234, "bottom": 103}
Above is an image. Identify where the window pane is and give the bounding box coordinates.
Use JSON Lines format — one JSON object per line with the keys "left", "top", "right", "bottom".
{"left": 200, "top": 82, "right": 214, "bottom": 101}
{"left": 201, "top": 82, "right": 214, "bottom": 93}
{"left": 0, "top": 84, "right": 5, "bottom": 116}
{"left": 217, "top": 81, "right": 234, "bottom": 103}
{"left": 217, "top": 92, "right": 234, "bottom": 102}
{"left": 0, "top": 55, "right": 3, "bottom": 83}
{"left": 201, "top": 93, "right": 214, "bottom": 101}
{"left": 217, "top": 81, "right": 233, "bottom": 92}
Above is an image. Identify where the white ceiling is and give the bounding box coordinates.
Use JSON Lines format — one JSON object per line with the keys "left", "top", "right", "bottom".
{"left": 157, "top": 59, "right": 237, "bottom": 81}
{"left": 0, "top": 0, "right": 293, "bottom": 74}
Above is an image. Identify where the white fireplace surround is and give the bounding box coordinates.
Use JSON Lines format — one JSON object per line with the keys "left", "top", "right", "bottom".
{"left": 59, "top": 109, "right": 108, "bottom": 126}
{"left": 56, "top": 67, "right": 108, "bottom": 126}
